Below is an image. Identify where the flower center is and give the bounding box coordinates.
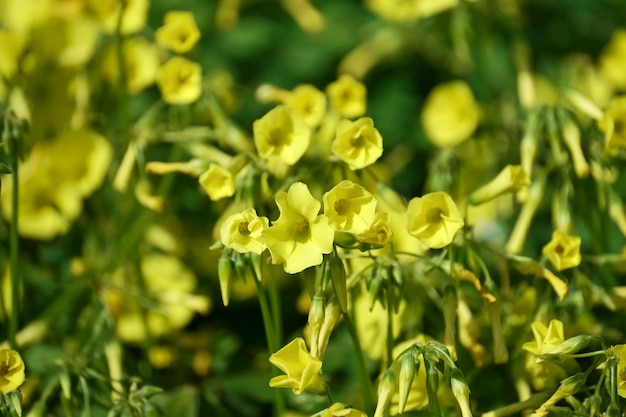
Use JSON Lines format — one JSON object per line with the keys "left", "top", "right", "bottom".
{"left": 294, "top": 219, "right": 310, "bottom": 237}
{"left": 238, "top": 222, "right": 251, "bottom": 236}
{"left": 427, "top": 207, "right": 444, "bottom": 224}
{"left": 553, "top": 243, "right": 565, "bottom": 255}
{"left": 267, "top": 130, "right": 282, "bottom": 146}
{"left": 0, "top": 362, "right": 8, "bottom": 376}
{"left": 350, "top": 134, "right": 364, "bottom": 147}
{"left": 334, "top": 199, "right": 348, "bottom": 214}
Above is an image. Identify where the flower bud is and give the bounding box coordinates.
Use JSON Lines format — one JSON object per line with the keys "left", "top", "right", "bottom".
{"left": 442, "top": 286, "right": 458, "bottom": 361}
{"left": 546, "top": 335, "right": 592, "bottom": 355}
{"left": 374, "top": 369, "right": 396, "bottom": 417}
{"left": 308, "top": 293, "right": 326, "bottom": 359}
{"left": 329, "top": 255, "right": 348, "bottom": 313}
{"left": 398, "top": 353, "right": 416, "bottom": 413}
{"left": 606, "top": 404, "right": 620, "bottom": 417}
{"left": 506, "top": 176, "right": 546, "bottom": 254}
{"left": 561, "top": 121, "right": 589, "bottom": 178}
{"left": 425, "top": 360, "right": 440, "bottom": 405}
{"left": 218, "top": 253, "right": 234, "bottom": 307}
{"left": 469, "top": 165, "right": 530, "bottom": 205}
{"left": 450, "top": 368, "right": 472, "bottom": 417}
{"left": 564, "top": 88, "right": 603, "bottom": 120}
{"left": 317, "top": 298, "right": 342, "bottom": 359}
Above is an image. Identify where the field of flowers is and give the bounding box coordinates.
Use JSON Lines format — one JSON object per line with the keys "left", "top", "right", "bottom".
{"left": 1, "top": 0, "right": 626, "bottom": 416}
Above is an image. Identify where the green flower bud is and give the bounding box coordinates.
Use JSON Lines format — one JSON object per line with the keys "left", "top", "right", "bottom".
{"left": 308, "top": 293, "right": 326, "bottom": 359}
{"left": 218, "top": 253, "right": 234, "bottom": 307}
{"left": 450, "top": 368, "right": 472, "bottom": 417}
{"left": 398, "top": 353, "right": 416, "bottom": 413}
{"left": 329, "top": 254, "right": 348, "bottom": 313}
{"left": 374, "top": 369, "right": 396, "bottom": 417}
{"left": 546, "top": 335, "right": 592, "bottom": 355}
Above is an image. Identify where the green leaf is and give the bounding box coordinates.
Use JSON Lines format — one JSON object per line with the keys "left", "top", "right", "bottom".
{"left": 0, "top": 163, "right": 11, "bottom": 174}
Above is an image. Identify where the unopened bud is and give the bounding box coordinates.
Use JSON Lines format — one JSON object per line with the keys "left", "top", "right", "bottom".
{"left": 425, "top": 360, "right": 440, "bottom": 403}
{"left": 451, "top": 368, "right": 472, "bottom": 417}
{"left": 469, "top": 165, "right": 530, "bottom": 205}
{"left": 308, "top": 293, "right": 326, "bottom": 359}
{"left": 506, "top": 176, "right": 545, "bottom": 254}
{"left": 317, "top": 298, "right": 342, "bottom": 359}
{"left": 218, "top": 253, "right": 234, "bottom": 307}
{"left": 561, "top": 121, "right": 589, "bottom": 178}
{"left": 398, "top": 353, "right": 417, "bottom": 413}
{"left": 374, "top": 369, "right": 396, "bottom": 417}
{"left": 329, "top": 255, "right": 348, "bottom": 313}
{"left": 606, "top": 404, "right": 620, "bottom": 417}
{"left": 547, "top": 335, "right": 592, "bottom": 355}
{"left": 564, "top": 88, "right": 603, "bottom": 120}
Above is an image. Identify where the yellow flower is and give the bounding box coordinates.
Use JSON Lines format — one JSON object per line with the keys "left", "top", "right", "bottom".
{"left": 285, "top": 84, "right": 327, "bottom": 127}
{"left": 421, "top": 80, "right": 480, "bottom": 147}
{"left": 105, "top": 254, "right": 210, "bottom": 343}
{"left": 522, "top": 320, "right": 568, "bottom": 390}
{"left": 0, "top": 349, "right": 25, "bottom": 394}
{"left": 220, "top": 208, "right": 269, "bottom": 255}
{"left": 155, "top": 10, "right": 201, "bottom": 54}
{"left": 91, "top": 0, "right": 149, "bottom": 35}
{"left": 323, "top": 180, "right": 377, "bottom": 234}
{"left": 102, "top": 37, "right": 159, "bottom": 94}
{"left": 253, "top": 104, "right": 311, "bottom": 166}
{"left": 326, "top": 74, "right": 367, "bottom": 118}
{"left": 599, "top": 29, "right": 626, "bottom": 89}
{"left": 614, "top": 344, "right": 626, "bottom": 398}
{"left": 598, "top": 96, "right": 626, "bottom": 155}
{"left": 331, "top": 117, "right": 383, "bottom": 170}
{"left": 542, "top": 230, "right": 582, "bottom": 271}
{"left": 468, "top": 165, "right": 530, "bottom": 205}
{"left": 263, "top": 182, "right": 334, "bottom": 274}
{"left": 0, "top": 30, "right": 26, "bottom": 80}
{"left": 156, "top": 56, "right": 202, "bottom": 105}
{"left": 406, "top": 191, "right": 464, "bottom": 249}
{"left": 318, "top": 403, "right": 367, "bottom": 417}
{"left": 198, "top": 163, "right": 235, "bottom": 201}
{"left": 269, "top": 337, "right": 326, "bottom": 395}
{"left": 357, "top": 212, "right": 393, "bottom": 247}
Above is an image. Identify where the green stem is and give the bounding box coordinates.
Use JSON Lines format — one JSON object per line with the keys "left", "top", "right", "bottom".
{"left": 267, "top": 272, "right": 283, "bottom": 345}
{"left": 385, "top": 286, "right": 394, "bottom": 368}
{"left": 344, "top": 315, "right": 375, "bottom": 414}
{"left": 253, "top": 276, "right": 285, "bottom": 417}
{"left": 8, "top": 138, "right": 19, "bottom": 349}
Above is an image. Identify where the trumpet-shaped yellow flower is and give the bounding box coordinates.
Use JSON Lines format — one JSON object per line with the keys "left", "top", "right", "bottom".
{"left": 599, "top": 29, "right": 626, "bottom": 89}
{"left": 522, "top": 320, "right": 565, "bottom": 355}
{"left": 598, "top": 96, "right": 626, "bottom": 155}
{"left": 198, "top": 163, "right": 235, "bottom": 201}
{"left": 157, "top": 56, "right": 202, "bottom": 105}
{"left": 318, "top": 403, "right": 367, "bottom": 417}
{"left": 253, "top": 104, "right": 311, "bottom": 166}
{"left": 421, "top": 80, "right": 480, "bottom": 147}
{"left": 331, "top": 117, "right": 383, "bottom": 170}
{"left": 263, "top": 182, "right": 334, "bottom": 274}
{"left": 91, "top": 0, "right": 149, "bottom": 35}
{"left": 220, "top": 208, "right": 269, "bottom": 254}
{"left": 155, "top": 10, "right": 201, "bottom": 54}
{"left": 469, "top": 165, "right": 530, "bottom": 205}
{"left": 542, "top": 230, "right": 582, "bottom": 271}
{"left": 326, "top": 74, "right": 366, "bottom": 118}
{"left": 323, "top": 180, "right": 377, "bottom": 234}
{"left": 614, "top": 344, "right": 626, "bottom": 398}
{"left": 285, "top": 84, "right": 327, "bottom": 127}
{"left": 269, "top": 337, "right": 326, "bottom": 395}
{"left": 0, "top": 349, "right": 25, "bottom": 394}
{"left": 357, "top": 212, "right": 393, "bottom": 247}
{"left": 406, "top": 191, "right": 464, "bottom": 249}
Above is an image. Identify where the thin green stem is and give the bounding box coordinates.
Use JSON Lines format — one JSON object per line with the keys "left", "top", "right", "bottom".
{"left": 8, "top": 137, "right": 19, "bottom": 349}
{"left": 267, "top": 272, "right": 283, "bottom": 345}
{"left": 385, "top": 285, "right": 394, "bottom": 368}
{"left": 344, "top": 315, "right": 375, "bottom": 414}
{"left": 253, "top": 275, "right": 285, "bottom": 417}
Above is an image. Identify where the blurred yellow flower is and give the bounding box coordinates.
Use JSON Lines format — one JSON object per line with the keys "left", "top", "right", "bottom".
{"left": 253, "top": 104, "right": 311, "bottom": 166}
{"left": 106, "top": 254, "right": 210, "bottom": 343}
{"left": 91, "top": 0, "right": 149, "bottom": 35}
{"left": 319, "top": 403, "right": 367, "bottom": 417}
{"left": 1, "top": 128, "right": 112, "bottom": 240}
{"left": 198, "top": 163, "right": 235, "bottom": 201}
{"left": 542, "top": 230, "right": 582, "bottom": 271}
{"left": 406, "top": 191, "right": 464, "bottom": 249}
{"left": 331, "top": 117, "right": 383, "bottom": 170}
{"left": 102, "top": 37, "right": 159, "bottom": 94}
{"left": 0, "top": 30, "right": 26, "bottom": 80}
{"left": 220, "top": 208, "right": 269, "bottom": 255}
{"left": 366, "top": 0, "right": 458, "bottom": 22}
{"left": 157, "top": 56, "right": 202, "bottom": 105}
{"left": 326, "top": 74, "right": 366, "bottom": 118}
{"left": 269, "top": 337, "right": 326, "bottom": 395}
{"left": 598, "top": 96, "right": 626, "bottom": 155}
{"left": 0, "top": 349, "right": 25, "bottom": 394}
{"left": 323, "top": 180, "right": 377, "bottom": 234}
{"left": 155, "top": 10, "right": 201, "bottom": 54}
{"left": 421, "top": 80, "right": 480, "bottom": 147}
{"left": 599, "top": 29, "right": 626, "bottom": 89}
{"left": 285, "top": 84, "right": 327, "bottom": 127}
{"left": 263, "top": 182, "right": 334, "bottom": 273}
{"left": 357, "top": 212, "right": 393, "bottom": 247}
{"left": 614, "top": 344, "right": 626, "bottom": 398}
